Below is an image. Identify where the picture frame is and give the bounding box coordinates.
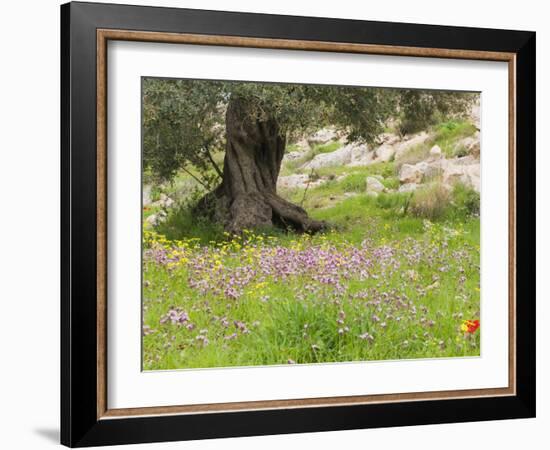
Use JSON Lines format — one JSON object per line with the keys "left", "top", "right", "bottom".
{"left": 60, "top": 1, "right": 535, "bottom": 447}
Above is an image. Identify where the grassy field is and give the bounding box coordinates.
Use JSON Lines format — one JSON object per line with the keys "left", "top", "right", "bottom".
{"left": 142, "top": 152, "right": 481, "bottom": 369}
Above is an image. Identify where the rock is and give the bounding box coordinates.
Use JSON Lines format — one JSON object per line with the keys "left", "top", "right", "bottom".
{"left": 399, "top": 162, "right": 428, "bottom": 184}
{"left": 398, "top": 154, "right": 480, "bottom": 192}
{"left": 442, "top": 161, "right": 480, "bottom": 192}
{"left": 374, "top": 144, "right": 395, "bottom": 162}
{"left": 469, "top": 102, "right": 481, "bottom": 129}
{"left": 160, "top": 194, "right": 174, "bottom": 208}
{"left": 398, "top": 183, "right": 418, "bottom": 193}
{"left": 145, "top": 210, "right": 167, "bottom": 226}
{"left": 143, "top": 185, "right": 152, "bottom": 206}
{"left": 307, "top": 128, "right": 338, "bottom": 146}
{"left": 366, "top": 176, "right": 385, "bottom": 193}
{"left": 430, "top": 145, "right": 442, "bottom": 159}
{"left": 277, "top": 174, "right": 310, "bottom": 190}
{"left": 366, "top": 191, "right": 379, "bottom": 198}
{"left": 347, "top": 143, "right": 375, "bottom": 167}
{"left": 302, "top": 144, "right": 354, "bottom": 169}
{"left": 378, "top": 132, "right": 401, "bottom": 146}
{"left": 394, "top": 132, "right": 431, "bottom": 160}
{"left": 152, "top": 194, "right": 175, "bottom": 209}
{"left": 283, "top": 151, "right": 304, "bottom": 162}
{"left": 454, "top": 133, "right": 480, "bottom": 158}
{"left": 453, "top": 155, "right": 476, "bottom": 166}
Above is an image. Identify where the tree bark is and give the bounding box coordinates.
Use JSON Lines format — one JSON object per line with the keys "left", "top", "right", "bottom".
{"left": 196, "top": 97, "right": 326, "bottom": 234}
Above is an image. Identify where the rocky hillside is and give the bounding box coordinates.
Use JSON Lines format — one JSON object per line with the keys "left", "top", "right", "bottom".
{"left": 278, "top": 115, "right": 480, "bottom": 199}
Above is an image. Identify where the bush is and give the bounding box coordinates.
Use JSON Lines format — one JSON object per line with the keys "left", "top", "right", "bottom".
{"left": 409, "top": 183, "right": 450, "bottom": 220}
{"left": 451, "top": 183, "right": 480, "bottom": 217}
{"left": 157, "top": 204, "right": 224, "bottom": 243}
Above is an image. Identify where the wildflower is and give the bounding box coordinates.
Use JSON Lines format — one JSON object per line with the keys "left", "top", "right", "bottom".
{"left": 359, "top": 332, "right": 374, "bottom": 342}
{"left": 461, "top": 320, "right": 480, "bottom": 334}
{"left": 142, "top": 325, "right": 155, "bottom": 336}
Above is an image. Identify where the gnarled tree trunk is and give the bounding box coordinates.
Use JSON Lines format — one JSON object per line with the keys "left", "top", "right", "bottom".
{"left": 197, "top": 97, "right": 326, "bottom": 235}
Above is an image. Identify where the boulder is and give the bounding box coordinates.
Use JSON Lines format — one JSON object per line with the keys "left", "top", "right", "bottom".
{"left": 399, "top": 162, "right": 428, "bottom": 184}
{"left": 442, "top": 161, "right": 480, "bottom": 192}
{"left": 307, "top": 128, "right": 338, "bottom": 147}
{"left": 277, "top": 174, "right": 310, "bottom": 190}
{"left": 143, "top": 185, "right": 152, "bottom": 206}
{"left": 152, "top": 193, "right": 175, "bottom": 209}
{"left": 366, "top": 176, "right": 385, "bottom": 193}
{"left": 302, "top": 144, "right": 354, "bottom": 169}
{"left": 469, "top": 102, "right": 481, "bottom": 129}
{"left": 347, "top": 143, "right": 375, "bottom": 167}
{"left": 454, "top": 133, "right": 480, "bottom": 158}
{"left": 374, "top": 144, "right": 395, "bottom": 162}
{"left": 145, "top": 210, "right": 167, "bottom": 226}
{"left": 429, "top": 145, "right": 442, "bottom": 159}
{"left": 378, "top": 132, "right": 401, "bottom": 146}
{"left": 160, "top": 193, "right": 174, "bottom": 208}
{"left": 394, "top": 132, "right": 431, "bottom": 160}
{"left": 283, "top": 151, "right": 303, "bottom": 162}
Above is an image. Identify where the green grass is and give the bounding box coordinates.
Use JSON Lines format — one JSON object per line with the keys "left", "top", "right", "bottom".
{"left": 142, "top": 123, "right": 481, "bottom": 370}
{"left": 143, "top": 188, "right": 480, "bottom": 370}
{"left": 432, "top": 120, "right": 478, "bottom": 157}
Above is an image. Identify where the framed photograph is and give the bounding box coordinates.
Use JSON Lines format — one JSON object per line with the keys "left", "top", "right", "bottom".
{"left": 61, "top": 1, "right": 535, "bottom": 447}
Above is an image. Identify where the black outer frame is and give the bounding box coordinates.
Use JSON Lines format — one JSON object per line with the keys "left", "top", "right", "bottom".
{"left": 61, "top": 1, "right": 535, "bottom": 447}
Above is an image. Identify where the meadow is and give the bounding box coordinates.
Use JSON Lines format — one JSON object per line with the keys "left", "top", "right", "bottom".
{"left": 142, "top": 142, "right": 481, "bottom": 370}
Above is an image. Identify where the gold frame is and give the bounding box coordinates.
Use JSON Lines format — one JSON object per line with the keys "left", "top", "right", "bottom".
{"left": 96, "top": 29, "right": 516, "bottom": 420}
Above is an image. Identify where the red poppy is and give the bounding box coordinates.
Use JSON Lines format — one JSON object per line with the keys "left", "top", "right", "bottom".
{"left": 461, "top": 320, "right": 480, "bottom": 333}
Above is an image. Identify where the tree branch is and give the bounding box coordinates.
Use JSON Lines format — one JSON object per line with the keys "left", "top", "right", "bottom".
{"left": 204, "top": 145, "right": 223, "bottom": 179}
{"left": 181, "top": 167, "right": 209, "bottom": 189}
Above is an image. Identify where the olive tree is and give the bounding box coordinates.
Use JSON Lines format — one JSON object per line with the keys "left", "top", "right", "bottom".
{"left": 143, "top": 78, "right": 473, "bottom": 233}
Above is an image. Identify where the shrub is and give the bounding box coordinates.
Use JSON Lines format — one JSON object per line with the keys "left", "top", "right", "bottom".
{"left": 157, "top": 202, "right": 224, "bottom": 243}
{"left": 451, "top": 183, "right": 480, "bottom": 217}
{"left": 409, "top": 183, "right": 450, "bottom": 220}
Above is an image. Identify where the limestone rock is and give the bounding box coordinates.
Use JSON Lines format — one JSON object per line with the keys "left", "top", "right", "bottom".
{"left": 374, "top": 144, "right": 395, "bottom": 162}
{"left": 277, "top": 174, "right": 310, "bottom": 190}
{"left": 430, "top": 145, "right": 442, "bottom": 159}
{"left": 366, "top": 176, "right": 385, "bottom": 193}
{"left": 398, "top": 183, "right": 418, "bottom": 193}
{"left": 399, "top": 162, "right": 428, "bottom": 184}
{"left": 307, "top": 128, "right": 337, "bottom": 147}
